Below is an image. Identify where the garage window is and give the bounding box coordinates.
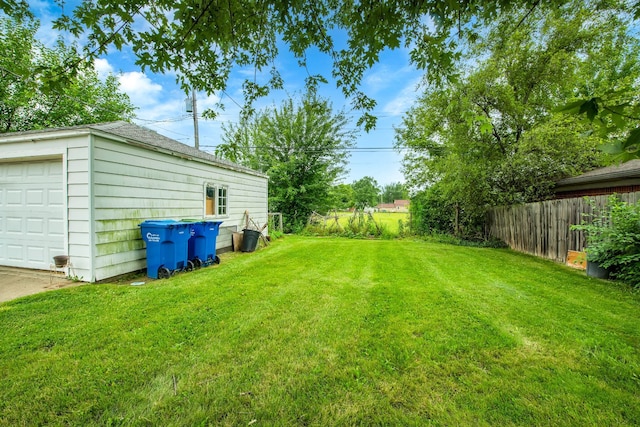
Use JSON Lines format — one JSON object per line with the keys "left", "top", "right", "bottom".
{"left": 205, "top": 184, "right": 228, "bottom": 217}
{"left": 217, "top": 187, "right": 227, "bottom": 215}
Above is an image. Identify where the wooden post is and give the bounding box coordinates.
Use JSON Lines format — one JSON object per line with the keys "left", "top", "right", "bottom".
{"left": 267, "top": 213, "right": 283, "bottom": 233}
{"left": 232, "top": 232, "right": 243, "bottom": 252}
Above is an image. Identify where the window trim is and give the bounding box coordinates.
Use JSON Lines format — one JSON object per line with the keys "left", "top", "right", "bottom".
{"left": 217, "top": 186, "right": 228, "bottom": 216}
{"left": 204, "top": 183, "right": 229, "bottom": 218}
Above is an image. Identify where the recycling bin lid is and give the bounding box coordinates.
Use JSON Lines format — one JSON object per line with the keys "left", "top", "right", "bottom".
{"left": 139, "top": 219, "right": 181, "bottom": 228}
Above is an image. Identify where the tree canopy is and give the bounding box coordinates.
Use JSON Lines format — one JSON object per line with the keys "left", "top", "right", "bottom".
{"left": 0, "top": 16, "right": 135, "bottom": 132}
{"left": 216, "top": 93, "right": 356, "bottom": 232}
{"left": 6, "top": 0, "right": 631, "bottom": 130}
{"left": 328, "top": 184, "right": 355, "bottom": 211}
{"left": 380, "top": 182, "right": 408, "bottom": 204}
{"left": 352, "top": 176, "right": 380, "bottom": 209}
{"left": 395, "top": 0, "right": 639, "bottom": 236}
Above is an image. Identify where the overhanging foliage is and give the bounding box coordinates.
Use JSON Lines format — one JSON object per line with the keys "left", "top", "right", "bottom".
{"left": 5, "top": 0, "right": 626, "bottom": 129}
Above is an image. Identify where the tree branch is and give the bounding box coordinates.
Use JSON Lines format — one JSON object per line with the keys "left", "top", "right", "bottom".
{"left": 602, "top": 104, "right": 640, "bottom": 122}
{"left": 514, "top": 0, "right": 541, "bottom": 31}
{"left": 473, "top": 99, "right": 506, "bottom": 155}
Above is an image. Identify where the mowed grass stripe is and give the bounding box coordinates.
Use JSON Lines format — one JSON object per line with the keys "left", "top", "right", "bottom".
{"left": 0, "top": 236, "right": 638, "bottom": 426}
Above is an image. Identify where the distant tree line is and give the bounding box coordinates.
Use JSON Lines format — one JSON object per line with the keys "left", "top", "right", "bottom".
{"left": 216, "top": 93, "right": 409, "bottom": 232}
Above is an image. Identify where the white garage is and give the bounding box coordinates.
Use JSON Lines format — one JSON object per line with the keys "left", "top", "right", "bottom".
{"left": 0, "top": 122, "right": 268, "bottom": 282}
{"left": 0, "top": 159, "right": 65, "bottom": 270}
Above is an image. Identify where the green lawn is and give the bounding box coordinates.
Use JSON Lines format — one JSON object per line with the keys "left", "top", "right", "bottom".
{"left": 369, "top": 211, "right": 409, "bottom": 232}
{"left": 328, "top": 211, "right": 409, "bottom": 234}
{"left": 1, "top": 236, "right": 639, "bottom": 426}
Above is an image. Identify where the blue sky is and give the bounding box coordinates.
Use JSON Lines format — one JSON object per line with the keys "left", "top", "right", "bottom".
{"left": 30, "top": 1, "right": 425, "bottom": 186}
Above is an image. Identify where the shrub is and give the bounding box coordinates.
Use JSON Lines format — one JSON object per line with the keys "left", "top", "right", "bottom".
{"left": 571, "top": 196, "right": 640, "bottom": 287}
{"left": 270, "top": 230, "right": 284, "bottom": 240}
{"left": 410, "top": 186, "right": 455, "bottom": 235}
{"left": 302, "top": 210, "right": 390, "bottom": 239}
{"left": 397, "top": 219, "right": 406, "bottom": 238}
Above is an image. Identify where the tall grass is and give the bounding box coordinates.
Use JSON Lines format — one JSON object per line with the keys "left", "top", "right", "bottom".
{"left": 305, "top": 211, "right": 410, "bottom": 238}
{"left": 1, "top": 236, "right": 638, "bottom": 425}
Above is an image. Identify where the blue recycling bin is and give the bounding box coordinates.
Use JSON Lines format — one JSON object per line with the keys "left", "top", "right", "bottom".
{"left": 140, "top": 220, "right": 192, "bottom": 279}
{"left": 186, "top": 220, "right": 223, "bottom": 267}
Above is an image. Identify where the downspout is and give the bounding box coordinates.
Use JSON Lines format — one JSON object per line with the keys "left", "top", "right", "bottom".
{"left": 88, "top": 133, "right": 97, "bottom": 282}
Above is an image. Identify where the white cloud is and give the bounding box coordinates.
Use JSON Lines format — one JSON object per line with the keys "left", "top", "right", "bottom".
{"left": 199, "top": 92, "right": 223, "bottom": 110}
{"left": 117, "top": 71, "right": 163, "bottom": 107}
{"left": 138, "top": 97, "right": 183, "bottom": 121}
{"left": 93, "top": 58, "right": 114, "bottom": 80}
{"left": 363, "top": 60, "right": 416, "bottom": 94}
{"left": 364, "top": 65, "right": 397, "bottom": 92}
{"left": 381, "top": 77, "right": 422, "bottom": 117}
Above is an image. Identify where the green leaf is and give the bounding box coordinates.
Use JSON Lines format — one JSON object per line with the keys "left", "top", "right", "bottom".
{"left": 479, "top": 121, "right": 493, "bottom": 134}
{"left": 578, "top": 98, "right": 600, "bottom": 121}
{"left": 623, "top": 127, "right": 640, "bottom": 149}
{"left": 554, "top": 100, "right": 587, "bottom": 114}
{"left": 600, "top": 141, "right": 624, "bottom": 155}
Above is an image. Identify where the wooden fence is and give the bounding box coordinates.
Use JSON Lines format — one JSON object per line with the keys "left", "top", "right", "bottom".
{"left": 486, "top": 192, "right": 640, "bottom": 263}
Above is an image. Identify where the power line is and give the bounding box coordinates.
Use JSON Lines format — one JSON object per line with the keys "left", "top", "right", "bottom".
{"left": 198, "top": 145, "right": 410, "bottom": 152}
{"left": 2, "top": 59, "right": 410, "bottom": 136}
{"left": 1, "top": 63, "right": 222, "bottom": 128}
{"left": 142, "top": 121, "right": 193, "bottom": 140}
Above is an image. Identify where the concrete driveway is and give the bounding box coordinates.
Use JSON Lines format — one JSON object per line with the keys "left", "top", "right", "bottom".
{"left": 0, "top": 266, "right": 83, "bottom": 303}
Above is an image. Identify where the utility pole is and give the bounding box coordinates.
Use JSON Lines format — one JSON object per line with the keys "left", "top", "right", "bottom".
{"left": 186, "top": 89, "right": 200, "bottom": 150}
{"left": 192, "top": 88, "right": 199, "bottom": 150}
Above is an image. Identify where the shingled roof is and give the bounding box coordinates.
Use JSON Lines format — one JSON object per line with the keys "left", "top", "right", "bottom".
{"left": 1, "top": 121, "right": 266, "bottom": 178}
{"left": 556, "top": 160, "right": 640, "bottom": 186}
{"left": 92, "top": 121, "right": 266, "bottom": 177}
{"left": 554, "top": 160, "right": 640, "bottom": 198}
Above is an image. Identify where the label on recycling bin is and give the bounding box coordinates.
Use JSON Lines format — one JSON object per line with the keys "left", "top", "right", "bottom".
{"left": 146, "top": 232, "right": 160, "bottom": 243}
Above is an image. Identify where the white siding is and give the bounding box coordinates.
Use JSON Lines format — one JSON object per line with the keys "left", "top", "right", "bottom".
{"left": 0, "top": 134, "right": 91, "bottom": 280}
{"left": 66, "top": 143, "right": 91, "bottom": 280}
{"left": 91, "top": 137, "right": 268, "bottom": 281}
{"left": 0, "top": 128, "right": 267, "bottom": 283}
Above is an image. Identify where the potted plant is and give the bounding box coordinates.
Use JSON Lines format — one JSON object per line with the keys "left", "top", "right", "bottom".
{"left": 571, "top": 195, "right": 640, "bottom": 286}
{"left": 571, "top": 198, "right": 611, "bottom": 278}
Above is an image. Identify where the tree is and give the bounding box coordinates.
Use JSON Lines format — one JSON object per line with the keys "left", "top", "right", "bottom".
{"left": 352, "top": 176, "right": 380, "bottom": 209}
{"left": 380, "top": 182, "right": 408, "bottom": 204}
{"left": 395, "top": 0, "right": 636, "bottom": 236}
{"left": 328, "top": 184, "right": 355, "bottom": 211}
{"left": 7, "top": 1, "right": 635, "bottom": 129}
{"left": 216, "top": 93, "right": 357, "bottom": 232}
{"left": 0, "top": 17, "right": 135, "bottom": 132}
{"left": 409, "top": 184, "right": 455, "bottom": 235}
{"left": 557, "top": 22, "right": 640, "bottom": 161}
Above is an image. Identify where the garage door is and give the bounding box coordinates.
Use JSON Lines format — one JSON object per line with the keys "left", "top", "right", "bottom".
{"left": 0, "top": 160, "right": 65, "bottom": 270}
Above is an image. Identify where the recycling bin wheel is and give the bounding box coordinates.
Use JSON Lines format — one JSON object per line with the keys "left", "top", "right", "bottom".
{"left": 158, "top": 267, "right": 171, "bottom": 279}
{"left": 185, "top": 220, "right": 223, "bottom": 268}
{"left": 193, "top": 258, "right": 203, "bottom": 269}
{"left": 214, "top": 255, "right": 221, "bottom": 264}
{"left": 186, "top": 260, "right": 195, "bottom": 272}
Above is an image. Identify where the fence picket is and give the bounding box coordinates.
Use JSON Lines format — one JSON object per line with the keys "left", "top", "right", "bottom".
{"left": 486, "top": 192, "right": 640, "bottom": 263}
